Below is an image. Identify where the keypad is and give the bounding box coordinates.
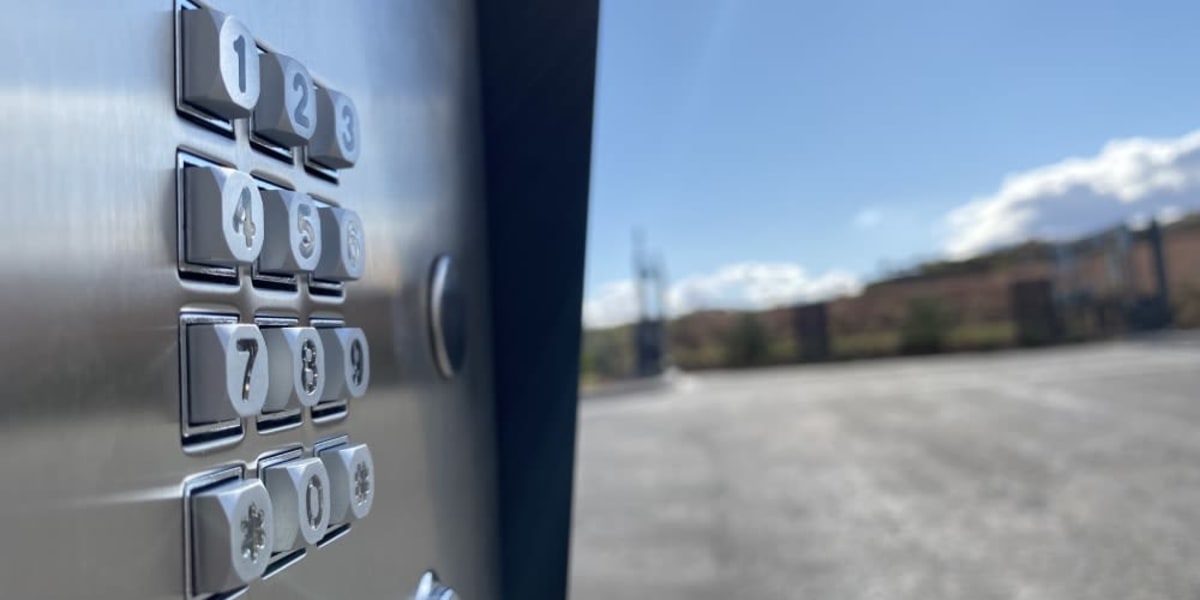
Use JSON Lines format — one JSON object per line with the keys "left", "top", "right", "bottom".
{"left": 174, "top": 4, "right": 377, "bottom": 593}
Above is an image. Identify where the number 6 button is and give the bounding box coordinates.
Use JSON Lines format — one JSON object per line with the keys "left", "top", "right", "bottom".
{"left": 188, "top": 324, "right": 269, "bottom": 424}
{"left": 181, "top": 7, "right": 260, "bottom": 119}
{"left": 254, "top": 53, "right": 317, "bottom": 147}
{"left": 314, "top": 206, "right": 365, "bottom": 281}
{"left": 186, "top": 167, "right": 264, "bottom": 267}
{"left": 309, "top": 87, "right": 360, "bottom": 169}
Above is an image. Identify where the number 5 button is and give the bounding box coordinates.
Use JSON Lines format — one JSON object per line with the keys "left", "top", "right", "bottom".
{"left": 186, "top": 167, "right": 264, "bottom": 266}
{"left": 181, "top": 7, "right": 260, "bottom": 119}
{"left": 259, "top": 190, "right": 322, "bottom": 274}
{"left": 309, "top": 87, "right": 360, "bottom": 169}
{"left": 188, "top": 324, "right": 269, "bottom": 424}
{"left": 254, "top": 53, "right": 317, "bottom": 147}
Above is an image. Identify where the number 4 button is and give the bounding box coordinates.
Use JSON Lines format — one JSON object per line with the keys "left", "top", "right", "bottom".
{"left": 187, "top": 324, "right": 269, "bottom": 424}
{"left": 185, "top": 166, "right": 264, "bottom": 267}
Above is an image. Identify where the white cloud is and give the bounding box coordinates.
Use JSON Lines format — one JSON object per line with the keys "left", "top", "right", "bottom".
{"left": 945, "top": 130, "right": 1200, "bottom": 257}
{"left": 583, "top": 262, "right": 862, "bottom": 328}
{"left": 853, "top": 207, "right": 884, "bottom": 229}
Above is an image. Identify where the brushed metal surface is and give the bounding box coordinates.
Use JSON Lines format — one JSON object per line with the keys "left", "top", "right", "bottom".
{"left": 0, "top": 1, "right": 498, "bottom": 598}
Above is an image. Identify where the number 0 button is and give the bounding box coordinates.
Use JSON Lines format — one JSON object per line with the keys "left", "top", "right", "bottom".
{"left": 186, "top": 167, "right": 264, "bottom": 267}
{"left": 308, "top": 87, "right": 360, "bottom": 169}
{"left": 254, "top": 53, "right": 317, "bottom": 147}
{"left": 262, "top": 457, "right": 330, "bottom": 552}
{"left": 181, "top": 8, "right": 260, "bottom": 119}
{"left": 187, "top": 323, "right": 269, "bottom": 424}
{"left": 259, "top": 190, "right": 322, "bottom": 274}
{"left": 317, "top": 327, "right": 370, "bottom": 402}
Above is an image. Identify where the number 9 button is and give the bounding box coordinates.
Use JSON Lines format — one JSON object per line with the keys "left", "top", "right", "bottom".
{"left": 185, "top": 166, "right": 264, "bottom": 267}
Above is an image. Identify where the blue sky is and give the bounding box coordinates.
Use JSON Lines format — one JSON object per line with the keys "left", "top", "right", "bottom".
{"left": 583, "top": 0, "right": 1200, "bottom": 327}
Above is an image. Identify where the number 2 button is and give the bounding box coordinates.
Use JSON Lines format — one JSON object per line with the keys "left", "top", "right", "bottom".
{"left": 181, "top": 7, "right": 260, "bottom": 119}
{"left": 254, "top": 53, "right": 317, "bottom": 148}
{"left": 187, "top": 324, "right": 269, "bottom": 424}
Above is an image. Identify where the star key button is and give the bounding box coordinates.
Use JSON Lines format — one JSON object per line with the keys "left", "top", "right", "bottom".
{"left": 191, "top": 478, "right": 275, "bottom": 594}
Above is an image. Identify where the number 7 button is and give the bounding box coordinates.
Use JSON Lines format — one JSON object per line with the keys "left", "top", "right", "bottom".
{"left": 187, "top": 323, "right": 269, "bottom": 424}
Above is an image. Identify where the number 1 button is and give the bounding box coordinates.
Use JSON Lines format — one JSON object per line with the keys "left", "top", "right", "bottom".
{"left": 186, "top": 166, "right": 264, "bottom": 267}
{"left": 188, "top": 324, "right": 269, "bottom": 424}
{"left": 182, "top": 8, "right": 260, "bottom": 119}
{"left": 254, "top": 53, "right": 317, "bottom": 147}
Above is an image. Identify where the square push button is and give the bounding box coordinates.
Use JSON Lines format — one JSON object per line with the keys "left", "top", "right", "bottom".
{"left": 316, "top": 327, "right": 369, "bottom": 402}
{"left": 188, "top": 323, "right": 269, "bottom": 424}
{"left": 261, "top": 327, "right": 324, "bottom": 412}
{"left": 259, "top": 189, "right": 322, "bottom": 275}
{"left": 191, "top": 478, "right": 274, "bottom": 594}
{"left": 181, "top": 7, "right": 260, "bottom": 119}
{"left": 308, "top": 87, "right": 360, "bottom": 169}
{"left": 254, "top": 53, "right": 318, "bottom": 147}
{"left": 263, "top": 457, "right": 331, "bottom": 552}
{"left": 313, "top": 206, "right": 365, "bottom": 282}
{"left": 319, "top": 443, "right": 374, "bottom": 524}
{"left": 186, "top": 166, "right": 265, "bottom": 267}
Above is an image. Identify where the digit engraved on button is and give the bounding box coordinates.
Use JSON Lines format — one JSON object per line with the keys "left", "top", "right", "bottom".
{"left": 305, "top": 475, "right": 324, "bottom": 529}
{"left": 235, "top": 337, "right": 258, "bottom": 406}
{"left": 233, "top": 186, "right": 256, "bottom": 249}
{"left": 297, "top": 203, "right": 316, "bottom": 259}
{"left": 301, "top": 338, "right": 320, "bottom": 394}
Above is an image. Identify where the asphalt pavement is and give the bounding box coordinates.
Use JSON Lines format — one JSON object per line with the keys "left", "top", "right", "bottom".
{"left": 569, "top": 338, "right": 1200, "bottom": 600}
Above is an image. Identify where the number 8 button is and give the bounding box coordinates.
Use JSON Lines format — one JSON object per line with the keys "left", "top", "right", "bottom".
{"left": 254, "top": 53, "right": 317, "bottom": 148}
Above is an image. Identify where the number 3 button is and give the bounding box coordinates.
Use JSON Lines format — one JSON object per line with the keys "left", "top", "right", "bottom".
{"left": 308, "top": 87, "right": 360, "bottom": 169}
{"left": 186, "top": 166, "right": 264, "bottom": 267}
{"left": 182, "top": 7, "right": 260, "bottom": 119}
{"left": 254, "top": 53, "right": 317, "bottom": 148}
{"left": 187, "top": 324, "right": 269, "bottom": 424}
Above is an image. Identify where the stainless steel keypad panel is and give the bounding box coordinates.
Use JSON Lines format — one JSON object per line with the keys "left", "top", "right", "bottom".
{"left": 0, "top": 0, "right": 498, "bottom": 598}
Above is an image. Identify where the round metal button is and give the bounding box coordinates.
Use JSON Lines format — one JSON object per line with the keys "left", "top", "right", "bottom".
{"left": 429, "top": 255, "right": 466, "bottom": 379}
